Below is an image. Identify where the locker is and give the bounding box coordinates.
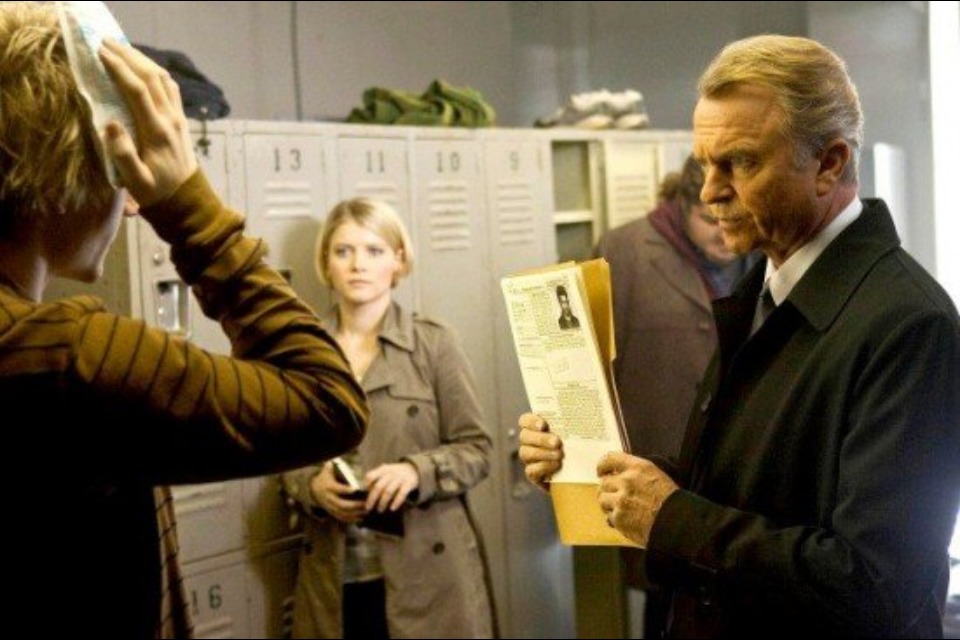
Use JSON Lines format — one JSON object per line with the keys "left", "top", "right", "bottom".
{"left": 167, "top": 122, "right": 245, "bottom": 563}
{"left": 173, "top": 482, "right": 246, "bottom": 563}
{"left": 49, "top": 117, "right": 684, "bottom": 639}
{"left": 480, "top": 129, "right": 575, "bottom": 639}
{"left": 183, "top": 552, "right": 251, "bottom": 639}
{"left": 335, "top": 127, "right": 417, "bottom": 310}
{"left": 409, "top": 133, "right": 489, "bottom": 337}
{"left": 549, "top": 133, "right": 605, "bottom": 263}
{"left": 602, "top": 135, "right": 659, "bottom": 230}
{"left": 245, "top": 540, "right": 303, "bottom": 639}
{"left": 136, "top": 122, "right": 235, "bottom": 357}
{"left": 240, "top": 123, "right": 335, "bottom": 315}
{"left": 409, "top": 130, "right": 513, "bottom": 632}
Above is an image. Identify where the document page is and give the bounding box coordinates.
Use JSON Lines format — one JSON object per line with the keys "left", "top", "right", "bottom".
{"left": 501, "top": 260, "right": 626, "bottom": 483}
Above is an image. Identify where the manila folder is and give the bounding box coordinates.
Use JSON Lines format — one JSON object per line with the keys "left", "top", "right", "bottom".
{"left": 501, "top": 259, "right": 639, "bottom": 547}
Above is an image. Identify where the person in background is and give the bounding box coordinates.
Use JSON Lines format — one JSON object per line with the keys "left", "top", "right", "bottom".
{"left": 282, "top": 198, "right": 496, "bottom": 639}
{"left": 520, "top": 34, "right": 960, "bottom": 637}
{"left": 0, "top": 4, "right": 368, "bottom": 638}
{"left": 595, "top": 154, "right": 754, "bottom": 462}
{"left": 593, "top": 155, "right": 755, "bottom": 636}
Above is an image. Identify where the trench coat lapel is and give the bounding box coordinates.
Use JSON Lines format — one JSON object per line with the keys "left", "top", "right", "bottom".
{"left": 321, "top": 303, "right": 414, "bottom": 394}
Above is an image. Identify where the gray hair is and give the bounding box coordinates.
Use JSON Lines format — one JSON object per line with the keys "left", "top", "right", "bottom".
{"left": 698, "top": 34, "right": 863, "bottom": 183}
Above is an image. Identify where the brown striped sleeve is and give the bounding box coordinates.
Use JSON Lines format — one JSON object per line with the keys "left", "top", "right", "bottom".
{"left": 64, "top": 171, "right": 368, "bottom": 482}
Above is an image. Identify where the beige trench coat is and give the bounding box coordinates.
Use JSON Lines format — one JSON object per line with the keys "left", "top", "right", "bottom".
{"left": 282, "top": 303, "right": 495, "bottom": 639}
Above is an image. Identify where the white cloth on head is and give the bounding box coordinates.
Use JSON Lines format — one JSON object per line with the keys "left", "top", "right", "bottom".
{"left": 55, "top": 1, "right": 134, "bottom": 188}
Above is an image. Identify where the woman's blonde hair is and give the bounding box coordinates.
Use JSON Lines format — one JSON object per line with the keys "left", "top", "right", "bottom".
{"left": 698, "top": 34, "right": 863, "bottom": 183}
{"left": 315, "top": 198, "right": 415, "bottom": 288}
{"left": 0, "top": 2, "right": 112, "bottom": 229}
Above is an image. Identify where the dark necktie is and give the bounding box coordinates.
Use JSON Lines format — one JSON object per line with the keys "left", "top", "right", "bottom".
{"left": 751, "top": 283, "right": 776, "bottom": 335}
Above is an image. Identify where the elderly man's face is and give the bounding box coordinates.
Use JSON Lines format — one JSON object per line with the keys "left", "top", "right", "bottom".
{"left": 693, "top": 84, "right": 825, "bottom": 267}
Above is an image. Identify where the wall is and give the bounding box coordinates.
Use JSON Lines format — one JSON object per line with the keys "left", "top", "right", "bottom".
{"left": 106, "top": 0, "right": 806, "bottom": 129}
{"left": 106, "top": 1, "right": 298, "bottom": 119}
{"left": 512, "top": 1, "right": 807, "bottom": 128}
{"left": 107, "top": 1, "right": 516, "bottom": 123}
{"left": 808, "top": 1, "right": 936, "bottom": 271}
{"left": 104, "top": 1, "right": 940, "bottom": 279}
{"left": 294, "top": 2, "right": 515, "bottom": 123}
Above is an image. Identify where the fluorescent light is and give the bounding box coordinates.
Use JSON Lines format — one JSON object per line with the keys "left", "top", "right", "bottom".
{"left": 930, "top": 1, "right": 960, "bottom": 303}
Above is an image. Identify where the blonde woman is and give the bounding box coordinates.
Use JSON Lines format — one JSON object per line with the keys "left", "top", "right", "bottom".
{"left": 283, "top": 198, "right": 495, "bottom": 639}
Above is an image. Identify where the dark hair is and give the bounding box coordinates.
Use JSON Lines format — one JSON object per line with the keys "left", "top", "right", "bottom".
{"left": 556, "top": 285, "right": 569, "bottom": 298}
{"left": 657, "top": 155, "right": 704, "bottom": 216}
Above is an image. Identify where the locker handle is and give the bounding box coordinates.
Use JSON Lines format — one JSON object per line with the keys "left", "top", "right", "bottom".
{"left": 155, "top": 279, "right": 191, "bottom": 337}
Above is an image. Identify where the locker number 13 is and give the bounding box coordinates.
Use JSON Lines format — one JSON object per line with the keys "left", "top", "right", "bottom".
{"left": 274, "top": 148, "right": 303, "bottom": 173}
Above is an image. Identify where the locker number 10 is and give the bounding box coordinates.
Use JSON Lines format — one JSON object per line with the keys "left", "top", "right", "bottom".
{"left": 436, "top": 151, "right": 461, "bottom": 173}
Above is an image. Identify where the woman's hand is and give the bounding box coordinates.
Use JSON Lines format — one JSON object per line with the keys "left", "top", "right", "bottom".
{"left": 309, "top": 463, "right": 367, "bottom": 524}
{"left": 98, "top": 39, "right": 198, "bottom": 208}
{"left": 365, "top": 462, "right": 420, "bottom": 513}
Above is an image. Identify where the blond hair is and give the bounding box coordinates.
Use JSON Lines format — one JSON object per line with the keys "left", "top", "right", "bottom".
{"left": 698, "top": 35, "right": 863, "bottom": 183}
{"left": 0, "top": 2, "right": 111, "bottom": 228}
{"left": 315, "top": 198, "right": 414, "bottom": 287}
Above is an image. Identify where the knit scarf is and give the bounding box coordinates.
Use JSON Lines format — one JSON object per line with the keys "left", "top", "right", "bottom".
{"left": 647, "top": 200, "right": 722, "bottom": 299}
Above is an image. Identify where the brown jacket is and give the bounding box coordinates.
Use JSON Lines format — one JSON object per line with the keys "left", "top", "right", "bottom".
{"left": 283, "top": 303, "right": 495, "bottom": 639}
{"left": 0, "top": 172, "right": 368, "bottom": 638}
{"left": 595, "top": 215, "right": 716, "bottom": 460}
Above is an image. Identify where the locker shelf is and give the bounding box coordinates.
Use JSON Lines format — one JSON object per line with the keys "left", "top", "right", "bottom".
{"left": 553, "top": 209, "right": 596, "bottom": 225}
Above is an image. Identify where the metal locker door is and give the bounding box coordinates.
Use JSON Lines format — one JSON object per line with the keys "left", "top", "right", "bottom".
{"left": 245, "top": 539, "right": 302, "bottom": 639}
{"left": 410, "top": 135, "right": 487, "bottom": 328}
{"left": 186, "top": 122, "right": 237, "bottom": 357}
{"left": 602, "top": 135, "right": 659, "bottom": 231}
{"left": 165, "top": 122, "right": 246, "bottom": 563}
{"left": 242, "top": 124, "right": 332, "bottom": 316}
{"left": 138, "top": 121, "right": 234, "bottom": 355}
{"left": 655, "top": 130, "right": 694, "bottom": 184}
{"left": 409, "top": 133, "right": 508, "bottom": 630}
{"left": 172, "top": 482, "right": 245, "bottom": 563}
{"left": 240, "top": 123, "right": 333, "bottom": 548}
{"left": 483, "top": 132, "right": 575, "bottom": 639}
{"left": 182, "top": 553, "right": 251, "bottom": 638}
{"left": 336, "top": 131, "right": 416, "bottom": 310}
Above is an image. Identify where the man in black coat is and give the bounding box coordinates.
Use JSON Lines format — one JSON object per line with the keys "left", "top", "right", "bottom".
{"left": 519, "top": 34, "right": 959, "bottom": 638}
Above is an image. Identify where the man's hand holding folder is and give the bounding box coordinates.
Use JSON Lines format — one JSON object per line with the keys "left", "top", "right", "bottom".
{"left": 502, "top": 259, "right": 639, "bottom": 546}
